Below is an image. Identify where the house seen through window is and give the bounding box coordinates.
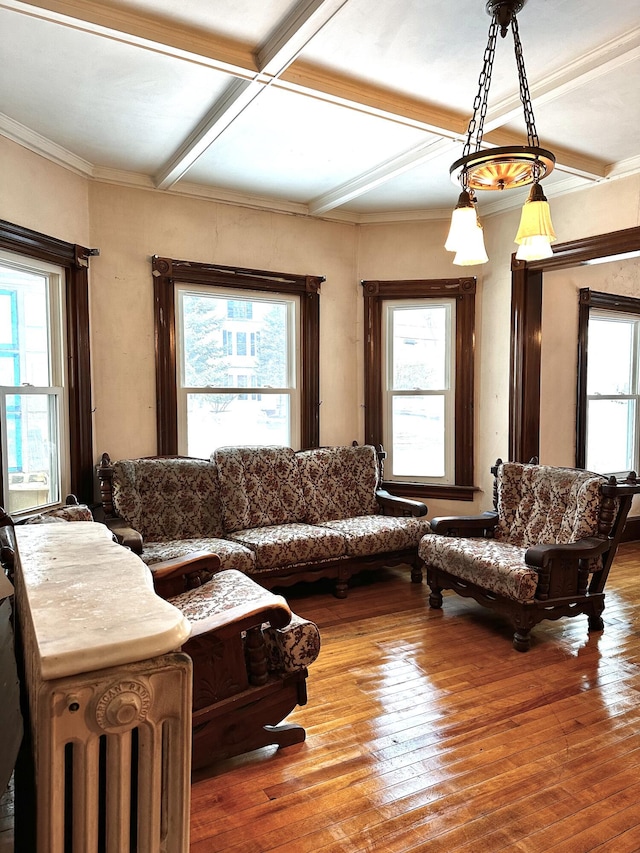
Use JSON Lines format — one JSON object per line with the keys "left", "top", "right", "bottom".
{"left": 177, "top": 285, "right": 300, "bottom": 457}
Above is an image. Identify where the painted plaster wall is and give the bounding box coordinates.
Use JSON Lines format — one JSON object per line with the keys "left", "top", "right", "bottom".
{"left": 2, "top": 136, "right": 640, "bottom": 518}
{"left": 87, "top": 182, "right": 359, "bottom": 461}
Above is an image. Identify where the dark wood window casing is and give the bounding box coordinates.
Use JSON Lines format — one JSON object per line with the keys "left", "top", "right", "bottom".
{"left": 152, "top": 256, "right": 323, "bottom": 455}
{"left": 0, "top": 219, "right": 95, "bottom": 504}
{"left": 362, "top": 277, "right": 476, "bottom": 502}
{"left": 509, "top": 225, "right": 640, "bottom": 464}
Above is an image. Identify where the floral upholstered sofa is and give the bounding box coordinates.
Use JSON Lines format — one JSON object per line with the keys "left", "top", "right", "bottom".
{"left": 97, "top": 444, "right": 430, "bottom": 597}
{"left": 419, "top": 460, "right": 640, "bottom": 651}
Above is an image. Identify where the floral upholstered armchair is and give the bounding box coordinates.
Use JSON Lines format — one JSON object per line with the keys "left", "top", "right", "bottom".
{"left": 419, "top": 460, "right": 640, "bottom": 651}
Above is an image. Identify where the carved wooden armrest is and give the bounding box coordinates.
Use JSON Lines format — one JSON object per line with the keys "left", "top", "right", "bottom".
{"left": 524, "top": 537, "right": 608, "bottom": 568}
{"left": 376, "top": 489, "right": 428, "bottom": 517}
{"left": 430, "top": 511, "right": 499, "bottom": 537}
{"left": 151, "top": 552, "right": 222, "bottom": 599}
{"left": 105, "top": 518, "right": 143, "bottom": 554}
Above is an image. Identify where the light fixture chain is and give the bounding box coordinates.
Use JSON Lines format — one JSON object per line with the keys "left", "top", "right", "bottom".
{"left": 462, "top": 16, "right": 499, "bottom": 157}
{"left": 511, "top": 15, "right": 539, "bottom": 149}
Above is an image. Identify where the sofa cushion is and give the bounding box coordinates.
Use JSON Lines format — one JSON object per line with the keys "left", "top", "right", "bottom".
{"left": 138, "top": 537, "right": 255, "bottom": 573}
{"left": 419, "top": 536, "right": 538, "bottom": 603}
{"left": 317, "top": 515, "right": 431, "bottom": 556}
{"left": 297, "top": 445, "right": 380, "bottom": 524}
{"left": 213, "top": 446, "right": 306, "bottom": 533}
{"left": 226, "top": 522, "right": 346, "bottom": 570}
{"left": 496, "top": 463, "right": 606, "bottom": 548}
{"left": 112, "top": 457, "right": 224, "bottom": 542}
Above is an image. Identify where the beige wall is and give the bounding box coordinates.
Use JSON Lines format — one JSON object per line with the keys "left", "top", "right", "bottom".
{"left": 1, "top": 137, "right": 640, "bottom": 515}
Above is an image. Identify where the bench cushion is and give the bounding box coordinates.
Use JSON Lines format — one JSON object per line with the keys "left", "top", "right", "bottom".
{"left": 419, "top": 536, "right": 538, "bottom": 603}
{"left": 318, "top": 515, "right": 431, "bottom": 556}
{"left": 214, "top": 446, "right": 306, "bottom": 533}
{"left": 297, "top": 445, "right": 380, "bottom": 524}
{"left": 225, "top": 522, "right": 346, "bottom": 570}
{"left": 112, "top": 457, "right": 224, "bottom": 541}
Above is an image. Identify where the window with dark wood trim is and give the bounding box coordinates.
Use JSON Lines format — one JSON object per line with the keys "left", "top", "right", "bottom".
{"left": 152, "top": 256, "right": 323, "bottom": 454}
{"left": 0, "top": 219, "right": 94, "bottom": 504}
{"left": 577, "top": 288, "right": 640, "bottom": 472}
{"left": 362, "top": 277, "right": 476, "bottom": 501}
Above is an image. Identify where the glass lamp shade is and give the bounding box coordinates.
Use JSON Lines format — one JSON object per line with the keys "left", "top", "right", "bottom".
{"left": 453, "top": 223, "right": 489, "bottom": 265}
{"left": 514, "top": 183, "right": 556, "bottom": 261}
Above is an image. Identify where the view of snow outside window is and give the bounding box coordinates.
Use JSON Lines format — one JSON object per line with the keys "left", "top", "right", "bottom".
{"left": 386, "top": 301, "right": 452, "bottom": 480}
{"left": 587, "top": 313, "right": 639, "bottom": 475}
{"left": 0, "top": 261, "right": 61, "bottom": 513}
{"left": 180, "top": 290, "right": 297, "bottom": 457}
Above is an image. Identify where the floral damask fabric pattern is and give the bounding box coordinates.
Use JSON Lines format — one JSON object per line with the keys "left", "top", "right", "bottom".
{"left": 113, "top": 458, "right": 224, "bottom": 541}
{"left": 24, "top": 504, "right": 94, "bottom": 524}
{"left": 297, "top": 445, "right": 380, "bottom": 524}
{"left": 141, "top": 537, "right": 255, "bottom": 572}
{"left": 318, "top": 515, "right": 431, "bottom": 556}
{"left": 226, "top": 522, "right": 347, "bottom": 570}
{"left": 419, "top": 536, "right": 538, "bottom": 602}
{"left": 264, "top": 611, "right": 322, "bottom": 673}
{"left": 496, "top": 463, "right": 605, "bottom": 547}
{"left": 168, "top": 569, "right": 321, "bottom": 672}
{"left": 214, "top": 446, "right": 307, "bottom": 533}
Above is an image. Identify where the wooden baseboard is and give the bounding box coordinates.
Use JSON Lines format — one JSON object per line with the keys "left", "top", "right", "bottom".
{"left": 622, "top": 516, "right": 640, "bottom": 542}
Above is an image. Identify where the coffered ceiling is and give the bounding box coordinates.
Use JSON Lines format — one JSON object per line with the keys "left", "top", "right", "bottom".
{"left": 1, "top": 0, "right": 639, "bottom": 221}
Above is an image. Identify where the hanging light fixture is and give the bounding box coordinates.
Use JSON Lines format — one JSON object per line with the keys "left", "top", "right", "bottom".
{"left": 446, "top": 0, "right": 556, "bottom": 265}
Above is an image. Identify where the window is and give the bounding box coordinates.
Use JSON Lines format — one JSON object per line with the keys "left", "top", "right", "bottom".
{"left": 577, "top": 289, "right": 640, "bottom": 475}
{"left": 153, "top": 256, "right": 322, "bottom": 456}
{"left": 0, "top": 253, "right": 67, "bottom": 514}
{"left": 0, "top": 220, "right": 94, "bottom": 510}
{"left": 362, "top": 277, "right": 476, "bottom": 501}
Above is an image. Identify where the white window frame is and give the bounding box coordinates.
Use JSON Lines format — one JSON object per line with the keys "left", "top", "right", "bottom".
{"left": 175, "top": 283, "right": 301, "bottom": 455}
{"left": 382, "top": 298, "right": 456, "bottom": 485}
{"left": 585, "top": 308, "right": 640, "bottom": 476}
{"left": 0, "top": 249, "right": 69, "bottom": 515}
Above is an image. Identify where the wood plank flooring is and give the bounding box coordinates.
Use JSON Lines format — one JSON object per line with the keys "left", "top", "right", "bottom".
{"left": 2, "top": 544, "right": 640, "bottom": 851}
{"left": 190, "top": 543, "right": 640, "bottom": 852}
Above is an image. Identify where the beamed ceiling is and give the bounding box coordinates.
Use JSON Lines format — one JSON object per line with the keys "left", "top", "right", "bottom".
{"left": 1, "top": 0, "right": 639, "bottom": 222}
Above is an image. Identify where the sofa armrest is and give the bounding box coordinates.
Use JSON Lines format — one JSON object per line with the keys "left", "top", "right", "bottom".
{"left": 105, "top": 518, "right": 143, "bottom": 554}
{"left": 430, "top": 511, "right": 499, "bottom": 537}
{"left": 376, "top": 489, "right": 428, "bottom": 517}
{"left": 525, "top": 536, "right": 608, "bottom": 568}
{"left": 150, "top": 551, "right": 222, "bottom": 599}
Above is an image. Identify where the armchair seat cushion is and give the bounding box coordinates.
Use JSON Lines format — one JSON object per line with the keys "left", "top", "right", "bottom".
{"left": 226, "top": 522, "right": 346, "bottom": 570}
{"left": 419, "top": 535, "right": 538, "bottom": 603}
{"left": 264, "top": 611, "right": 321, "bottom": 673}
{"left": 140, "top": 537, "right": 255, "bottom": 573}
{"left": 318, "top": 515, "right": 431, "bottom": 557}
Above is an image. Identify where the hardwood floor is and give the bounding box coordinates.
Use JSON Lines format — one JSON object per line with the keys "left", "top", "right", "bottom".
{"left": 190, "top": 543, "right": 640, "bottom": 853}
{"left": 3, "top": 544, "right": 640, "bottom": 851}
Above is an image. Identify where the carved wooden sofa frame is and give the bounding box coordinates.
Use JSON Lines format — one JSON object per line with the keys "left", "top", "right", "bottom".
{"left": 96, "top": 444, "right": 430, "bottom": 598}
{"left": 418, "top": 459, "right": 640, "bottom": 651}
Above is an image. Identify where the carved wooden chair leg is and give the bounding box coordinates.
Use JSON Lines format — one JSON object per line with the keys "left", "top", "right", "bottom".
{"left": 588, "top": 605, "right": 605, "bottom": 633}
{"left": 335, "top": 569, "right": 350, "bottom": 599}
{"left": 512, "top": 629, "right": 532, "bottom": 652}
{"left": 411, "top": 558, "right": 423, "bottom": 584}
{"left": 428, "top": 576, "right": 443, "bottom": 609}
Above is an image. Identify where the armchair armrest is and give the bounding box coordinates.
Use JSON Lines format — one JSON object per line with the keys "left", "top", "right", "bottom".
{"left": 525, "top": 537, "right": 608, "bottom": 568}
{"left": 376, "top": 489, "right": 427, "bottom": 517}
{"left": 430, "top": 511, "right": 499, "bottom": 537}
{"left": 105, "top": 518, "right": 143, "bottom": 554}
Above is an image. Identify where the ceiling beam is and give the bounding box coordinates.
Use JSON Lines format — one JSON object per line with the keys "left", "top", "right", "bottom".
{"left": 155, "top": 0, "right": 351, "bottom": 189}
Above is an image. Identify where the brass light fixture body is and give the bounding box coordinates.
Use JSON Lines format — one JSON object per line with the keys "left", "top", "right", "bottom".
{"left": 449, "top": 0, "right": 556, "bottom": 193}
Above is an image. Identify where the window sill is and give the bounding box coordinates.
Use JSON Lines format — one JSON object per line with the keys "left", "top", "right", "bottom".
{"left": 382, "top": 481, "right": 478, "bottom": 502}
